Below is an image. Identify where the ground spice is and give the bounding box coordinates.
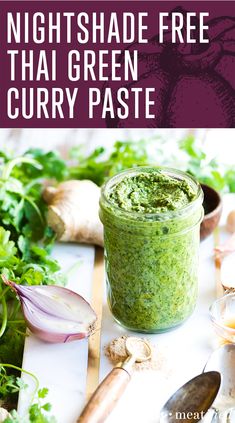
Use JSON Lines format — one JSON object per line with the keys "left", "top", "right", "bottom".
{"left": 104, "top": 335, "right": 160, "bottom": 371}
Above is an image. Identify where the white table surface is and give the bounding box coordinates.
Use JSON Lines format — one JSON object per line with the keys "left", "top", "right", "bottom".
{"left": 18, "top": 194, "right": 235, "bottom": 423}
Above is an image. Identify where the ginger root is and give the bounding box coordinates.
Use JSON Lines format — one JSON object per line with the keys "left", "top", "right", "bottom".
{"left": 43, "top": 180, "right": 103, "bottom": 247}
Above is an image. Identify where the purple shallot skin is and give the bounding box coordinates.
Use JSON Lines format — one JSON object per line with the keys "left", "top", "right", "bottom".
{"left": 1, "top": 275, "right": 97, "bottom": 344}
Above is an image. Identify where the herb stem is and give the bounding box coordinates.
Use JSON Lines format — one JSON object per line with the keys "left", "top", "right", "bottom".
{"left": 0, "top": 296, "right": 8, "bottom": 338}
{"left": 23, "top": 196, "right": 45, "bottom": 224}
{"left": 10, "top": 300, "right": 21, "bottom": 320}
{"left": 13, "top": 328, "right": 27, "bottom": 337}
{"left": 24, "top": 179, "right": 41, "bottom": 192}
{"left": 2, "top": 157, "right": 42, "bottom": 180}
{"left": 0, "top": 286, "right": 10, "bottom": 301}
{"left": 0, "top": 363, "right": 40, "bottom": 400}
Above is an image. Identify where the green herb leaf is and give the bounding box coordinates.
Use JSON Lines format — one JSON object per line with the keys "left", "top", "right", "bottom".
{"left": 24, "top": 149, "right": 68, "bottom": 182}
{"left": 38, "top": 388, "right": 49, "bottom": 399}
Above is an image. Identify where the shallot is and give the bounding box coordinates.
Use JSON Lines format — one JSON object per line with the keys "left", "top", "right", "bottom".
{"left": 2, "top": 276, "right": 96, "bottom": 343}
{"left": 214, "top": 233, "right": 235, "bottom": 258}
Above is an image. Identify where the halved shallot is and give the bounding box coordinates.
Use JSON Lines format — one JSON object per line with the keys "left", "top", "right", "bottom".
{"left": 2, "top": 276, "right": 97, "bottom": 343}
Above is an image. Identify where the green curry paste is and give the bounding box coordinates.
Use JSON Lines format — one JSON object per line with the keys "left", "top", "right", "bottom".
{"left": 100, "top": 168, "right": 203, "bottom": 333}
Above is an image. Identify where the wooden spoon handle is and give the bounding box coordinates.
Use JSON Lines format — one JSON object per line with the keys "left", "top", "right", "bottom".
{"left": 77, "top": 368, "right": 131, "bottom": 423}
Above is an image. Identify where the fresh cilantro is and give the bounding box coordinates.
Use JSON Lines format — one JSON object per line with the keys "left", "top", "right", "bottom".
{"left": 0, "top": 367, "right": 27, "bottom": 398}
{"left": 23, "top": 149, "right": 68, "bottom": 182}
{"left": 27, "top": 387, "right": 56, "bottom": 423}
{"left": 178, "top": 136, "right": 233, "bottom": 192}
{"left": 2, "top": 383, "right": 56, "bottom": 423}
{"left": 37, "top": 389, "right": 49, "bottom": 399}
{"left": 0, "top": 229, "right": 17, "bottom": 266}
{"left": 69, "top": 136, "right": 235, "bottom": 193}
{"left": 69, "top": 140, "right": 151, "bottom": 185}
{"left": 0, "top": 151, "right": 66, "bottom": 418}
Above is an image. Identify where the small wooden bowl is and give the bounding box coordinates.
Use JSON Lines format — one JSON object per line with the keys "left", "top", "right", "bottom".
{"left": 200, "top": 184, "right": 222, "bottom": 241}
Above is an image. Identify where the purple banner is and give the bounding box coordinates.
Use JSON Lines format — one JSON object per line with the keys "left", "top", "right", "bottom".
{"left": 0, "top": 1, "right": 234, "bottom": 128}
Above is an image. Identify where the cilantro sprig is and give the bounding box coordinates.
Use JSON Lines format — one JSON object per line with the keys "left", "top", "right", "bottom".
{"left": 0, "top": 150, "right": 67, "bottom": 420}
{"left": 69, "top": 137, "right": 235, "bottom": 193}
{"left": 0, "top": 363, "right": 56, "bottom": 422}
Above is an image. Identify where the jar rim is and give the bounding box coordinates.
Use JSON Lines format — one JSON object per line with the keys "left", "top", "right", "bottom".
{"left": 100, "top": 166, "right": 203, "bottom": 221}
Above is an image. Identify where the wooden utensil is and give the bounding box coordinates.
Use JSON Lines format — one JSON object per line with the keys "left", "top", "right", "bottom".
{"left": 77, "top": 337, "right": 152, "bottom": 423}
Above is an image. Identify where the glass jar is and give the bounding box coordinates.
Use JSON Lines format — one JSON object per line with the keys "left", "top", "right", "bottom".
{"left": 99, "top": 167, "right": 204, "bottom": 333}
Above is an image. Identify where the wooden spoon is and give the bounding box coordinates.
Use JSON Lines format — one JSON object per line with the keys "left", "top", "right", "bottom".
{"left": 77, "top": 337, "right": 152, "bottom": 423}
